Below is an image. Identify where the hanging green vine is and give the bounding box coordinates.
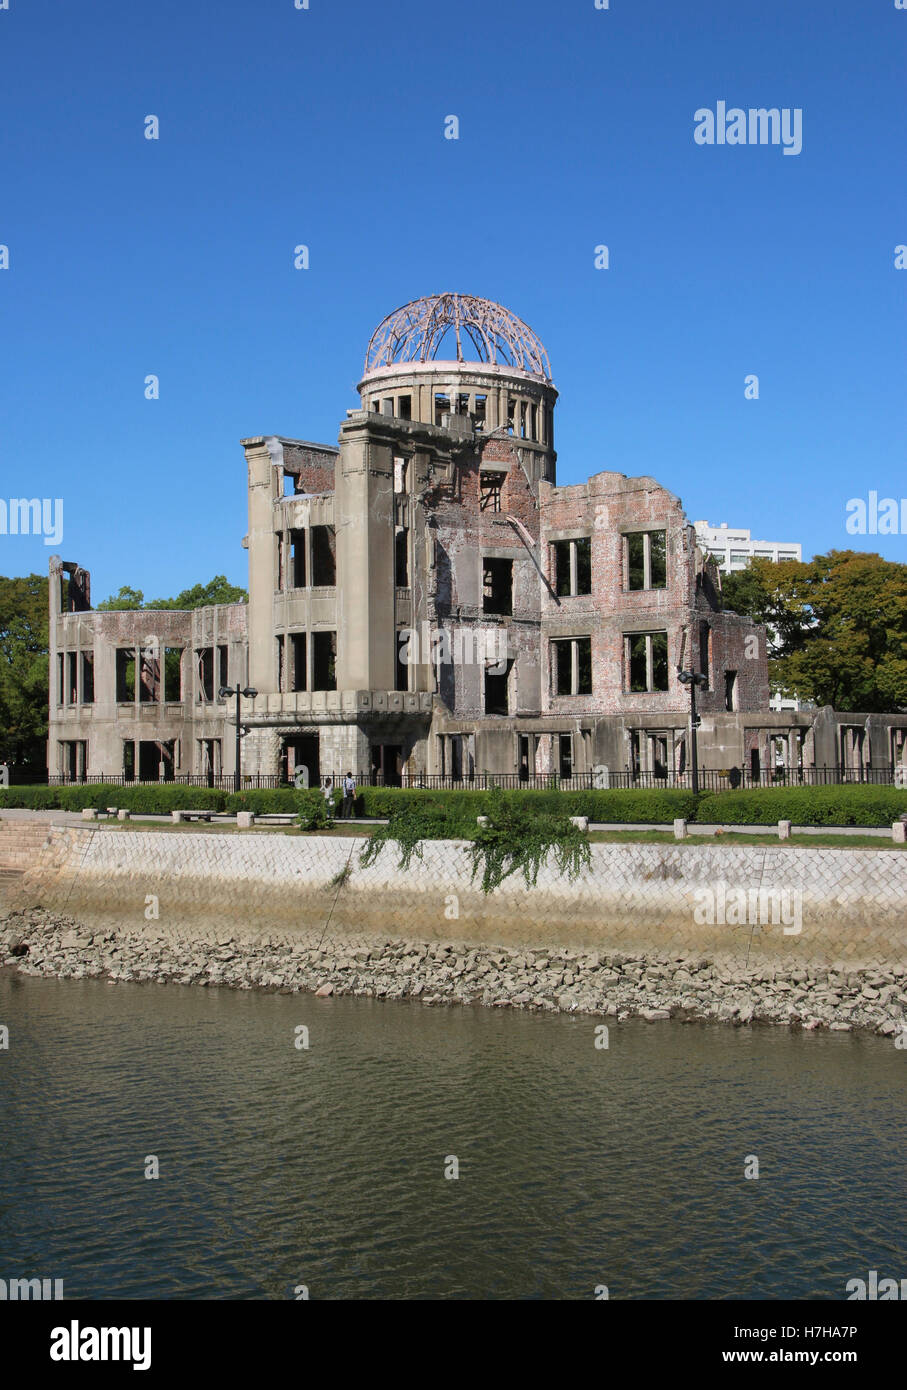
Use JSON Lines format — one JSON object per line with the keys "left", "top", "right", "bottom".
{"left": 468, "top": 790, "right": 592, "bottom": 893}
{"left": 358, "top": 788, "right": 591, "bottom": 893}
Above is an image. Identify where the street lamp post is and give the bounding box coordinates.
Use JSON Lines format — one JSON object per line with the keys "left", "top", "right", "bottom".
{"left": 219, "top": 685, "right": 258, "bottom": 793}
{"left": 677, "top": 669, "right": 709, "bottom": 794}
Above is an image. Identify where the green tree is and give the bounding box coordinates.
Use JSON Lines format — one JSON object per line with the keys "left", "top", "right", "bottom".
{"left": 96, "top": 576, "right": 247, "bottom": 611}
{"left": 722, "top": 550, "right": 907, "bottom": 712}
{"left": 96, "top": 585, "right": 146, "bottom": 611}
{"left": 0, "top": 573, "right": 50, "bottom": 776}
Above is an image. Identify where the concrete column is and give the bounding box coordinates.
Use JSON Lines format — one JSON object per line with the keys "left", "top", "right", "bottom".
{"left": 245, "top": 438, "right": 280, "bottom": 693}
{"left": 335, "top": 423, "right": 395, "bottom": 691}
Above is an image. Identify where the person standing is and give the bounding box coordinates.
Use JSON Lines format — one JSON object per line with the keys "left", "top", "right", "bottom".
{"left": 341, "top": 771, "right": 356, "bottom": 819}
{"left": 321, "top": 776, "right": 334, "bottom": 815}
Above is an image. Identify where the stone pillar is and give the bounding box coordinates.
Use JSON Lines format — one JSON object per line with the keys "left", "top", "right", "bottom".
{"left": 244, "top": 438, "right": 280, "bottom": 693}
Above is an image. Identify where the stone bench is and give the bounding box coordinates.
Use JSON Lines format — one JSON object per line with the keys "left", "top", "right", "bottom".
{"left": 171, "top": 809, "right": 214, "bottom": 823}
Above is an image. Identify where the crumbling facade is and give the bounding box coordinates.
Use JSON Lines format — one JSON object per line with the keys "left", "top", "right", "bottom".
{"left": 47, "top": 294, "right": 907, "bottom": 786}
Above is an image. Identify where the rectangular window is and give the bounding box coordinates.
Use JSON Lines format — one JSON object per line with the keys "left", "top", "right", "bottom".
{"left": 484, "top": 660, "right": 512, "bottom": 716}
{"left": 552, "top": 538, "right": 591, "bottom": 596}
{"left": 626, "top": 632, "right": 669, "bottom": 692}
{"left": 291, "top": 633, "right": 306, "bottom": 692}
{"left": 434, "top": 393, "right": 450, "bottom": 426}
{"left": 482, "top": 558, "right": 513, "bottom": 616}
{"left": 725, "top": 670, "right": 738, "bottom": 712}
{"left": 310, "top": 526, "right": 336, "bottom": 586}
{"left": 80, "top": 651, "right": 95, "bottom": 704}
{"left": 163, "top": 648, "right": 181, "bottom": 703}
{"left": 66, "top": 651, "right": 78, "bottom": 705}
{"left": 698, "top": 621, "right": 710, "bottom": 688}
{"left": 57, "top": 653, "right": 64, "bottom": 705}
{"left": 395, "top": 632, "right": 408, "bottom": 692}
{"left": 116, "top": 648, "right": 136, "bottom": 703}
{"left": 558, "top": 733, "right": 573, "bottom": 779}
{"left": 398, "top": 395, "right": 411, "bottom": 421}
{"left": 551, "top": 637, "right": 592, "bottom": 696}
{"left": 312, "top": 631, "right": 336, "bottom": 691}
{"left": 139, "top": 644, "right": 159, "bottom": 703}
{"left": 395, "top": 528, "right": 409, "bottom": 587}
{"left": 473, "top": 394, "right": 487, "bottom": 430}
{"left": 289, "top": 529, "right": 306, "bottom": 588}
{"left": 479, "top": 474, "right": 503, "bottom": 513}
{"left": 626, "top": 531, "right": 667, "bottom": 590}
{"left": 195, "top": 646, "right": 228, "bottom": 702}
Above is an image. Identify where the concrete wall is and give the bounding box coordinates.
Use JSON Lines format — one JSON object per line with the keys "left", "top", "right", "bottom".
{"left": 10, "top": 825, "right": 907, "bottom": 971}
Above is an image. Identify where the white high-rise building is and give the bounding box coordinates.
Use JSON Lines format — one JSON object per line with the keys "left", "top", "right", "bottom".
{"left": 693, "top": 521, "right": 801, "bottom": 573}
{"left": 693, "top": 521, "right": 805, "bottom": 715}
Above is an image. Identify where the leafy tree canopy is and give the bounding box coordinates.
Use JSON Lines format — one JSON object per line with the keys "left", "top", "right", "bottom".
{"left": 97, "top": 576, "right": 247, "bottom": 611}
{"left": 0, "top": 573, "right": 50, "bottom": 774}
{"left": 722, "top": 550, "right": 907, "bottom": 712}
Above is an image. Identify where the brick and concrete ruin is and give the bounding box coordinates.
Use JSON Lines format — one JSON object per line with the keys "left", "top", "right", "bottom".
{"left": 47, "top": 293, "right": 907, "bottom": 787}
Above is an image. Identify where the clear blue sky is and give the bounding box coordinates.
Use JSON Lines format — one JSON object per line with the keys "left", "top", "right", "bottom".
{"left": 1, "top": 0, "right": 905, "bottom": 602}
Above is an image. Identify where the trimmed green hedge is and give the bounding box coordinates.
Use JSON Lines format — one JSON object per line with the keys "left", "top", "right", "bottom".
{"left": 357, "top": 786, "right": 700, "bottom": 824}
{"left": 1, "top": 783, "right": 904, "bottom": 827}
{"left": 695, "top": 785, "right": 907, "bottom": 827}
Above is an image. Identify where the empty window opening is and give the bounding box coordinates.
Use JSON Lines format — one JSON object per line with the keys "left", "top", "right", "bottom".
{"left": 310, "top": 526, "right": 336, "bottom": 586}
{"left": 627, "top": 632, "right": 669, "bottom": 692}
{"left": 530, "top": 403, "right": 538, "bottom": 442}
{"left": 479, "top": 473, "right": 503, "bottom": 513}
{"left": 483, "top": 558, "right": 513, "bottom": 616}
{"left": 371, "top": 398, "right": 380, "bottom": 413}
{"left": 457, "top": 393, "right": 470, "bottom": 415}
{"left": 163, "top": 648, "right": 181, "bottom": 702}
{"left": 199, "top": 738, "right": 221, "bottom": 787}
{"left": 312, "top": 631, "right": 336, "bottom": 691}
{"left": 290, "top": 529, "right": 306, "bottom": 588}
{"left": 196, "top": 646, "right": 228, "bottom": 702}
{"left": 59, "top": 739, "right": 87, "bottom": 781}
{"left": 553, "top": 538, "right": 591, "bottom": 596}
{"left": 139, "top": 645, "right": 159, "bottom": 703}
{"left": 123, "top": 740, "right": 135, "bottom": 782}
{"left": 394, "top": 458, "right": 408, "bottom": 494}
{"left": 80, "top": 651, "right": 95, "bottom": 704}
{"left": 474, "top": 395, "right": 487, "bottom": 430}
{"left": 395, "top": 528, "right": 409, "bottom": 587}
{"left": 395, "top": 632, "right": 409, "bottom": 691}
{"left": 558, "top": 732, "right": 573, "bottom": 779}
{"left": 519, "top": 401, "right": 528, "bottom": 439}
{"left": 116, "top": 648, "right": 136, "bottom": 703}
{"left": 56, "top": 653, "right": 64, "bottom": 704}
{"left": 725, "top": 670, "right": 738, "bottom": 712}
{"left": 484, "top": 659, "right": 512, "bottom": 716}
{"left": 397, "top": 395, "right": 411, "bottom": 420}
{"left": 518, "top": 733, "right": 539, "bottom": 780}
{"left": 699, "top": 622, "right": 711, "bottom": 687}
{"left": 371, "top": 743, "right": 402, "bottom": 787}
{"left": 434, "top": 393, "right": 451, "bottom": 426}
{"left": 66, "top": 651, "right": 77, "bottom": 705}
{"left": 506, "top": 398, "right": 516, "bottom": 434}
{"left": 552, "top": 637, "right": 592, "bottom": 696}
{"left": 626, "top": 531, "right": 667, "bottom": 590}
{"left": 282, "top": 472, "right": 296, "bottom": 497}
{"left": 291, "top": 633, "right": 307, "bottom": 692}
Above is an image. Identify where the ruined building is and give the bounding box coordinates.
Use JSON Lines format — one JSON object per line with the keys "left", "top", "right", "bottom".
{"left": 48, "top": 294, "right": 907, "bottom": 786}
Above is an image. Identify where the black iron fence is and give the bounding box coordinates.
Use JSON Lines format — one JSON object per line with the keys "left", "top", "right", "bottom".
{"left": 43, "top": 766, "right": 904, "bottom": 792}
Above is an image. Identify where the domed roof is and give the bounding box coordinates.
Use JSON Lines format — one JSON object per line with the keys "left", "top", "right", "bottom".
{"left": 363, "top": 293, "right": 552, "bottom": 381}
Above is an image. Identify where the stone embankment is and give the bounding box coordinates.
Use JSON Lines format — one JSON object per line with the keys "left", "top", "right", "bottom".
{"left": 3, "top": 908, "right": 906, "bottom": 1037}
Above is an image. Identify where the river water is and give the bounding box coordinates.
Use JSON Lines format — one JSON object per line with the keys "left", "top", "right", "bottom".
{"left": 0, "top": 972, "right": 903, "bottom": 1300}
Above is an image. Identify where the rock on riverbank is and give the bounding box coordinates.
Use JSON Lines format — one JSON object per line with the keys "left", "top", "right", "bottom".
{"left": 2, "top": 909, "right": 906, "bottom": 1037}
